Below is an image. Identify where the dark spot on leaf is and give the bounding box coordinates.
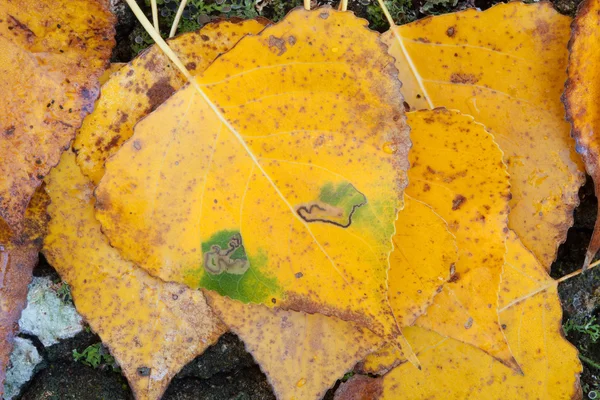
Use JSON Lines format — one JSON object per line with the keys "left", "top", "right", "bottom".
{"left": 147, "top": 77, "right": 175, "bottom": 111}
{"left": 452, "top": 194, "right": 466, "bottom": 210}
{"left": 446, "top": 26, "right": 455, "bottom": 37}
{"left": 295, "top": 272, "right": 303, "bottom": 278}
{"left": 319, "top": 12, "right": 329, "bottom": 19}
{"left": 137, "top": 367, "right": 151, "bottom": 376}
{"left": 186, "top": 62, "right": 197, "bottom": 70}
{"left": 268, "top": 35, "right": 287, "bottom": 56}
{"left": 4, "top": 126, "right": 15, "bottom": 137}
{"left": 133, "top": 140, "right": 142, "bottom": 150}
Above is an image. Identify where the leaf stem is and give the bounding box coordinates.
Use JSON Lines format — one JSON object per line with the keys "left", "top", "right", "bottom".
{"left": 169, "top": 0, "right": 189, "bottom": 38}
{"left": 151, "top": 0, "right": 160, "bottom": 33}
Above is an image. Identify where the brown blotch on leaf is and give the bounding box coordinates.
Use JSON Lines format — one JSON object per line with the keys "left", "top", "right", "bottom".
{"left": 186, "top": 62, "right": 197, "bottom": 71}
{"left": 147, "top": 77, "right": 175, "bottom": 111}
{"left": 4, "top": 126, "right": 15, "bottom": 137}
{"left": 335, "top": 375, "right": 383, "bottom": 400}
{"left": 452, "top": 194, "right": 466, "bottom": 210}
{"left": 446, "top": 26, "right": 456, "bottom": 37}
{"left": 450, "top": 72, "right": 479, "bottom": 84}
{"left": 288, "top": 35, "right": 297, "bottom": 46}
{"left": 133, "top": 140, "right": 142, "bottom": 151}
{"left": 268, "top": 35, "right": 287, "bottom": 56}
{"left": 464, "top": 317, "right": 473, "bottom": 329}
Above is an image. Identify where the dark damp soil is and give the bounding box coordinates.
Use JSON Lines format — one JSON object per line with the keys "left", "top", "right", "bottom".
{"left": 11, "top": 0, "right": 600, "bottom": 399}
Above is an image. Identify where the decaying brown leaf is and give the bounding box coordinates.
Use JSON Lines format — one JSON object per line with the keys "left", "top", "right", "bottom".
{"left": 385, "top": 1, "right": 585, "bottom": 269}
{"left": 94, "top": 7, "right": 415, "bottom": 357}
{"left": 564, "top": 0, "right": 600, "bottom": 267}
{"left": 0, "top": 188, "right": 49, "bottom": 396}
{"left": 0, "top": 0, "right": 115, "bottom": 228}
{"left": 74, "top": 18, "right": 268, "bottom": 185}
{"left": 43, "top": 151, "right": 226, "bottom": 400}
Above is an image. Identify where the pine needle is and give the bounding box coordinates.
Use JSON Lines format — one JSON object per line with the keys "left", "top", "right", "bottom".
{"left": 151, "top": 0, "right": 160, "bottom": 33}
{"left": 169, "top": 0, "right": 189, "bottom": 38}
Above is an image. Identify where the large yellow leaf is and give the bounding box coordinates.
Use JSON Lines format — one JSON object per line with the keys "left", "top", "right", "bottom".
{"left": 43, "top": 151, "right": 227, "bottom": 400}
{"left": 206, "top": 291, "right": 383, "bottom": 400}
{"left": 0, "top": 0, "right": 114, "bottom": 228}
{"left": 403, "top": 109, "right": 516, "bottom": 368}
{"left": 385, "top": 1, "right": 585, "bottom": 268}
{"left": 0, "top": 188, "right": 49, "bottom": 397}
{"left": 335, "top": 232, "right": 582, "bottom": 399}
{"left": 564, "top": 0, "right": 600, "bottom": 267}
{"left": 73, "top": 18, "right": 268, "bottom": 185}
{"left": 95, "top": 8, "right": 413, "bottom": 351}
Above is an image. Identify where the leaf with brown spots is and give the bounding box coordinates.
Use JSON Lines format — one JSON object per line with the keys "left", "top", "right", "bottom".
{"left": 95, "top": 7, "right": 415, "bottom": 358}
{"left": 0, "top": 0, "right": 115, "bottom": 229}
{"left": 205, "top": 291, "right": 384, "bottom": 400}
{"left": 385, "top": 1, "right": 585, "bottom": 269}
{"left": 335, "top": 231, "right": 581, "bottom": 400}
{"left": 43, "top": 151, "right": 226, "bottom": 400}
{"left": 74, "top": 18, "right": 269, "bottom": 185}
{"left": 0, "top": 188, "right": 49, "bottom": 396}
{"left": 402, "top": 109, "right": 518, "bottom": 369}
{"left": 564, "top": 0, "right": 600, "bottom": 267}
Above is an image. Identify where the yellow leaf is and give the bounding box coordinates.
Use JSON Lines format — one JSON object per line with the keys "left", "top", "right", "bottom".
{"left": 0, "top": 188, "right": 49, "bottom": 396}
{"left": 335, "top": 232, "right": 582, "bottom": 400}
{"left": 43, "top": 151, "right": 226, "bottom": 400}
{"left": 564, "top": 0, "right": 600, "bottom": 267}
{"left": 403, "top": 109, "right": 516, "bottom": 369}
{"left": 94, "top": 8, "right": 413, "bottom": 352}
{"left": 74, "top": 18, "right": 268, "bottom": 185}
{"left": 384, "top": 1, "right": 585, "bottom": 268}
{"left": 389, "top": 197, "right": 455, "bottom": 327}
{"left": 0, "top": 0, "right": 114, "bottom": 228}
{"left": 206, "top": 291, "right": 383, "bottom": 400}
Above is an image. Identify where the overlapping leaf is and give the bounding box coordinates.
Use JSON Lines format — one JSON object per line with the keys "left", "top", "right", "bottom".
{"left": 401, "top": 109, "right": 516, "bottom": 368}
{"left": 0, "top": 189, "right": 49, "bottom": 396}
{"left": 74, "top": 18, "right": 268, "bottom": 185}
{"left": 43, "top": 151, "right": 227, "bottom": 400}
{"left": 385, "top": 2, "right": 585, "bottom": 269}
{"left": 94, "top": 8, "right": 414, "bottom": 353}
{"left": 336, "top": 232, "right": 582, "bottom": 400}
{"left": 564, "top": 0, "right": 600, "bottom": 266}
{"left": 0, "top": 0, "right": 114, "bottom": 228}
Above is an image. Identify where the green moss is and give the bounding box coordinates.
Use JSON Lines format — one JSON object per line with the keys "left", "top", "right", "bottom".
{"left": 366, "top": 0, "right": 417, "bottom": 30}
{"left": 73, "top": 343, "right": 119, "bottom": 372}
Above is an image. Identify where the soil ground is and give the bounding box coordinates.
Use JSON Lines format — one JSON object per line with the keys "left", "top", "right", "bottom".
{"left": 12, "top": 0, "right": 600, "bottom": 398}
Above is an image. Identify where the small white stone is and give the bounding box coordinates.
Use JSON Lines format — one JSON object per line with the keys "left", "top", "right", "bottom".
{"left": 18, "top": 276, "right": 83, "bottom": 346}
{"left": 2, "top": 337, "right": 42, "bottom": 400}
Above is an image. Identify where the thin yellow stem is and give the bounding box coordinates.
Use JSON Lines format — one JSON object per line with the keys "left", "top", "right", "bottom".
{"left": 125, "top": 0, "right": 191, "bottom": 80}
{"left": 304, "top": 0, "right": 311, "bottom": 10}
{"left": 375, "top": 0, "right": 396, "bottom": 27}
{"left": 151, "top": 0, "right": 160, "bottom": 33}
{"left": 169, "top": 0, "right": 189, "bottom": 38}
{"left": 340, "top": 0, "right": 348, "bottom": 11}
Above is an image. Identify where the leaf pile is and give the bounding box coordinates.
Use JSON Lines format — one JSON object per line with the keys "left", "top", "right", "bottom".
{"left": 0, "top": 1, "right": 591, "bottom": 399}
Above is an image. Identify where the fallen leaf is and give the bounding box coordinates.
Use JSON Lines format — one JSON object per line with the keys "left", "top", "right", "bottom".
{"left": 43, "top": 151, "right": 227, "bottom": 400}
{"left": 335, "top": 232, "right": 582, "bottom": 399}
{"left": 0, "top": 0, "right": 115, "bottom": 228}
{"left": 74, "top": 18, "right": 269, "bottom": 185}
{"left": 0, "top": 188, "right": 49, "bottom": 397}
{"left": 206, "top": 291, "right": 383, "bottom": 400}
{"left": 564, "top": 0, "right": 600, "bottom": 267}
{"left": 94, "top": 7, "right": 413, "bottom": 352}
{"left": 403, "top": 109, "right": 516, "bottom": 369}
{"left": 388, "top": 196, "right": 455, "bottom": 327}
{"left": 385, "top": 1, "right": 585, "bottom": 268}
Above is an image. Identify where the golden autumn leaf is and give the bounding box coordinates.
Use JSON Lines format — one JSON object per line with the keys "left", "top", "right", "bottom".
{"left": 384, "top": 1, "right": 585, "bottom": 269}
{"left": 206, "top": 291, "right": 383, "bottom": 400}
{"left": 0, "top": 0, "right": 115, "bottom": 228}
{"left": 400, "top": 109, "right": 516, "bottom": 368}
{"left": 94, "top": 7, "right": 415, "bottom": 354}
{"left": 564, "top": 0, "right": 600, "bottom": 267}
{"left": 335, "top": 231, "right": 581, "bottom": 400}
{"left": 0, "top": 188, "right": 49, "bottom": 396}
{"left": 73, "top": 18, "right": 269, "bottom": 185}
{"left": 43, "top": 151, "right": 226, "bottom": 400}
